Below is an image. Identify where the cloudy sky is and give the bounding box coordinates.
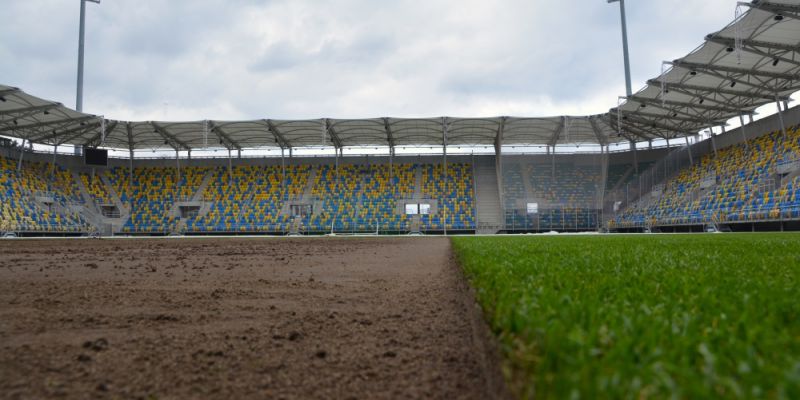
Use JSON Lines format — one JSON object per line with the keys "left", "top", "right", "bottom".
{"left": 1, "top": 0, "right": 743, "bottom": 122}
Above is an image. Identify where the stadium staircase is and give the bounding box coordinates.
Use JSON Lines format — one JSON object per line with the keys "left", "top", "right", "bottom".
{"left": 474, "top": 156, "right": 503, "bottom": 234}
{"left": 97, "top": 173, "right": 131, "bottom": 234}
{"left": 70, "top": 173, "right": 113, "bottom": 234}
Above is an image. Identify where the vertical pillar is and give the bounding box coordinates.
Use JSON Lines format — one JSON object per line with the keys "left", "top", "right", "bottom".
{"left": 175, "top": 150, "right": 181, "bottom": 188}
{"left": 128, "top": 148, "right": 134, "bottom": 187}
{"left": 776, "top": 95, "right": 788, "bottom": 140}
{"left": 442, "top": 122, "right": 448, "bottom": 236}
{"left": 631, "top": 141, "right": 639, "bottom": 174}
{"left": 709, "top": 127, "right": 718, "bottom": 157}
{"left": 227, "top": 148, "right": 233, "bottom": 182}
{"left": 16, "top": 139, "right": 27, "bottom": 173}
{"left": 685, "top": 136, "right": 693, "bottom": 165}
{"left": 738, "top": 114, "right": 750, "bottom": 150}
{"left": 51, "top": 144, "right": 59, "bottom": 176}
{"left": 281, "top": 147, "right": 286, "bottom": 193}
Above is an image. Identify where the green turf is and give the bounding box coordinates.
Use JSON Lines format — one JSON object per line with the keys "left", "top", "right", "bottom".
{"left": 451, "top": 233, "right": 800, "bottom": 399}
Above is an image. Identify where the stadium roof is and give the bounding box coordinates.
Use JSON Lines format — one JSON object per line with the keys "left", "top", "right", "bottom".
{"left": 0, "top": 0, "right": 798, "bottom": 151}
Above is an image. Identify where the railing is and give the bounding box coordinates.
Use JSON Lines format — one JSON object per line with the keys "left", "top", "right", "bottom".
{"left": 609, "top": 204, "right": 800, "bottom": 229}
{"left": 503, "top": 207, "right": 602, "bottom": 232}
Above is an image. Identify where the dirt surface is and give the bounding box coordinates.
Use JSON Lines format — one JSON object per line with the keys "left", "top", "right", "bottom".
{"left": 0, "top": 237, "right": 507, "bottom": 399}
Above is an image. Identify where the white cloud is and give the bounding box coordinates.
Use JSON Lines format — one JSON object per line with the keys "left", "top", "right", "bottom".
{"left": 0, "top": 0, "right": 753, "bottom": 121}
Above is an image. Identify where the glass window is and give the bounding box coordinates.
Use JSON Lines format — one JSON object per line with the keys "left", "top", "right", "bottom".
{"left": 420, "top": 204, "right": 431, "bottom": 215}
{"left": 405, "top": 204, "right": 418, "bottom": 215}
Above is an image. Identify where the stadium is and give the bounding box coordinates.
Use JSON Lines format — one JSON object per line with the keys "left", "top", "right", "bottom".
{"left": 1, "top": 0, "right": 799, "bottom": 398}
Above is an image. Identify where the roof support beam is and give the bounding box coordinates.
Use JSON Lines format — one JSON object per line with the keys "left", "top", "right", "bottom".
{"left": 382, "top": 118, "right": 396, "bottom": 149}
{"left": 264, "top": 119, "right": 291, "bottom": 149}
{"left": 587, "top": 116, "right": 607, "bottom": 146}
{"left": 706, "top": 35, "right": 800, "bottom": 54}
{"left": 549, "top": 116, "right": 566, "bottom": 146}
{"left": 126, "top": 122, "right": 135, "bottom": 152}
{"left": 671, "top": 60, "right": 797, "bottom": 81}
{"left": 604, "top": 114, "right": 662, "bottom": 141}
{"left": 629, "top": 95, "right": 745, "bottom": 114}
{"left": 151, "top": 122, "right": 190, "bottom": 151}
{"left": 706, "top": 36, "right": 800, "bottom": 68}
{"left": 0, "top": 88, "right": 20, "bottom": 98}
{"left": 621, "top": 109, "right": 722, "bottom": 126}
{"left": 207, "top": 121, "right": 242, "bottom": 151}
{"left": 620, "top": 112, "right": 695, "bottom": 133}
{"left": 0, "top": 115, "right": 96, "bottom": 133}
{"left": 324, "top": 119, "right": 343, "bottom": 149}
{"left": 0, "top": 103, "right": 62, "bottom": 117}
{"left": 52, "top": 122, "right": 104, "bottom": 146}
{"left": 743, "top": 1, "right": 800, "bottom": 20}
{"left": 82, "top": 120, "right": 118, "bottom": 147}
{"left": 648, "top": 80, "right": 786, "bottom": 101}
{"left": 494, "top": 116, "right": 506, "bottom": 151}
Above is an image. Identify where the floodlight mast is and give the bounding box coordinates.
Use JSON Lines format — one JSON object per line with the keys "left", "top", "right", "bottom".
{"left": 76, "top": 0, "right": 100, "bottom": 113}
{"left": 608, "top": 0, "right": 632, "bottom": 97}
{"left": 76, "top": 0, "right": 100, "bottom": 155}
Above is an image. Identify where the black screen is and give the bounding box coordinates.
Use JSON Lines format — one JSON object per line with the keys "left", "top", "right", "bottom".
{"left": 84, "top": 148, "right": 108, "bottom": 166}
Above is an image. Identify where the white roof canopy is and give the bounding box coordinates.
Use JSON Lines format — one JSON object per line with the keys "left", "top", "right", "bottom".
{"left": 1, "top": 0, "right": 798, "bottom": 151}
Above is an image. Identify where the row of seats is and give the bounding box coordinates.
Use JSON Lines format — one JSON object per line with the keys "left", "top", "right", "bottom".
{"left": 0, "top": 156, "right": 87, "bottom": 232}
{"left": 612, "top": 125, "right": 800, "bottom": 228}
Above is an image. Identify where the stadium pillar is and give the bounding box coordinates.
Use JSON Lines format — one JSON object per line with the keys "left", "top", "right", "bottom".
{"left": 227, "top": 148, "right": 233, "bottom": 182}
{"left": 175, "top": 150, "right": 180, "bottom": 187}
{"left": 738, "top": 114, "right": 750, "bottom": 150}
{"left": 709, "top": 128, "right": 718, "bottom": 157}
{"left": 389, "top": 146, "right": 393, "bottom": 181}
{"left": 630, "top": 141, "right": 639, "bottom": 175}
{"left": 16, "top": 139, "right": 26, "bottom": 173}
{"left": 442, "top": 117, "right": 448, "bottom": 236}
{"left": 775, "top": 95, "right": 788, "bottom": 140}
{"left": 128, "top": 148, "right": 134, "bottom": 187}
{"left": 685, "top": 136, "right": 693, "bottom": 165}
{"left": 51, "top": 145, "right": 58, "bottom": 176}
{"left": 280, "top": 147, "right": 286, "bottom": 193}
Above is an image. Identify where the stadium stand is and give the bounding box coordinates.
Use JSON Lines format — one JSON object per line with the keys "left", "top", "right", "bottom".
{"left": 0, "top": 156, "right": 87, "bottom": 233}
{"left": 611, "top": 125, "right": 800, "bottom": 229}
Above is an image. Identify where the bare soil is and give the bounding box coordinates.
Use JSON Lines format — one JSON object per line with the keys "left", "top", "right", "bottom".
{"left": 0, "top": 237, "right": 507, "bottom": 399}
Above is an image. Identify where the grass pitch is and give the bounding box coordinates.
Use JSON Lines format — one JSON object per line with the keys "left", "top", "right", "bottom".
{"left": 452, "top": 233, "right": 800, "bottom": 399}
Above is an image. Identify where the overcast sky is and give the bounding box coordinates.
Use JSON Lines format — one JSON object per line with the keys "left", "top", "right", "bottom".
{"left": 1, "top": 0, "right": 743, "bottom": 122}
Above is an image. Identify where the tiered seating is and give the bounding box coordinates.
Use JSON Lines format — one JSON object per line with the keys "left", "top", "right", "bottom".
{"left": 110, "top": 166, "right": 207, "bottom": 233}
{"left": 421, "top": 163, "right": 475, "bottom": 230}
{"left": 80, "top": 172, "right": 115, "bottom": 206}
{"left": 188, "top": 165, "right": 307, "bottom": 232}
{"left": 612, "top": 126, "right": 800, "bottom": 228}
{"left": 605, "top": 162, "right": 654, "bottom": 191}
{"left": 0, "top": 156, "right": 87, "bottom": 232}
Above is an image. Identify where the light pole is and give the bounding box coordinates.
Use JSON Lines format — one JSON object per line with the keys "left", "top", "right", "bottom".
{"left": 77, "top": 0, "right": 100, "bottom": 112}
{"left": 76, "top": 0, "right": 100, "bottom": 155}
{"left": 608, "top": 0, "right": 632, "bottom": 97}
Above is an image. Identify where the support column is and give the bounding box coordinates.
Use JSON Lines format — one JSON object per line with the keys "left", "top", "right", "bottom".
{"left": 709, "top": 127, "right": 718, "bottom": 157}
{"left": 685, "top": 136, "right": 693, "bottom": 165}
{"left": 175, "top": 150, "right": 181, "bottom": 188}
{"left": 280, "top": 147, "right": 286, "bottom": 193}
{"left": 738, "top": 114, "right": 750, "bottom": 150}
{"left": 51, "top": 144, "right": 58, "bottom": 176}
{"left": 17, "top": 139, "right": 26, "bottom": 173}
{"left": 227, "top": 148, "right": 233, "bottom": 182}
{"left": 631, "top": 141, "right": 639, "bottom": 174}
{"left": 776, "top": 94, "right": 788, "bottom": 140}
{"left": 128, "top": 148, "right": 134, "bottom": 187}
{"left": 442, "top": 118, "right": 448, "bottom": 236}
